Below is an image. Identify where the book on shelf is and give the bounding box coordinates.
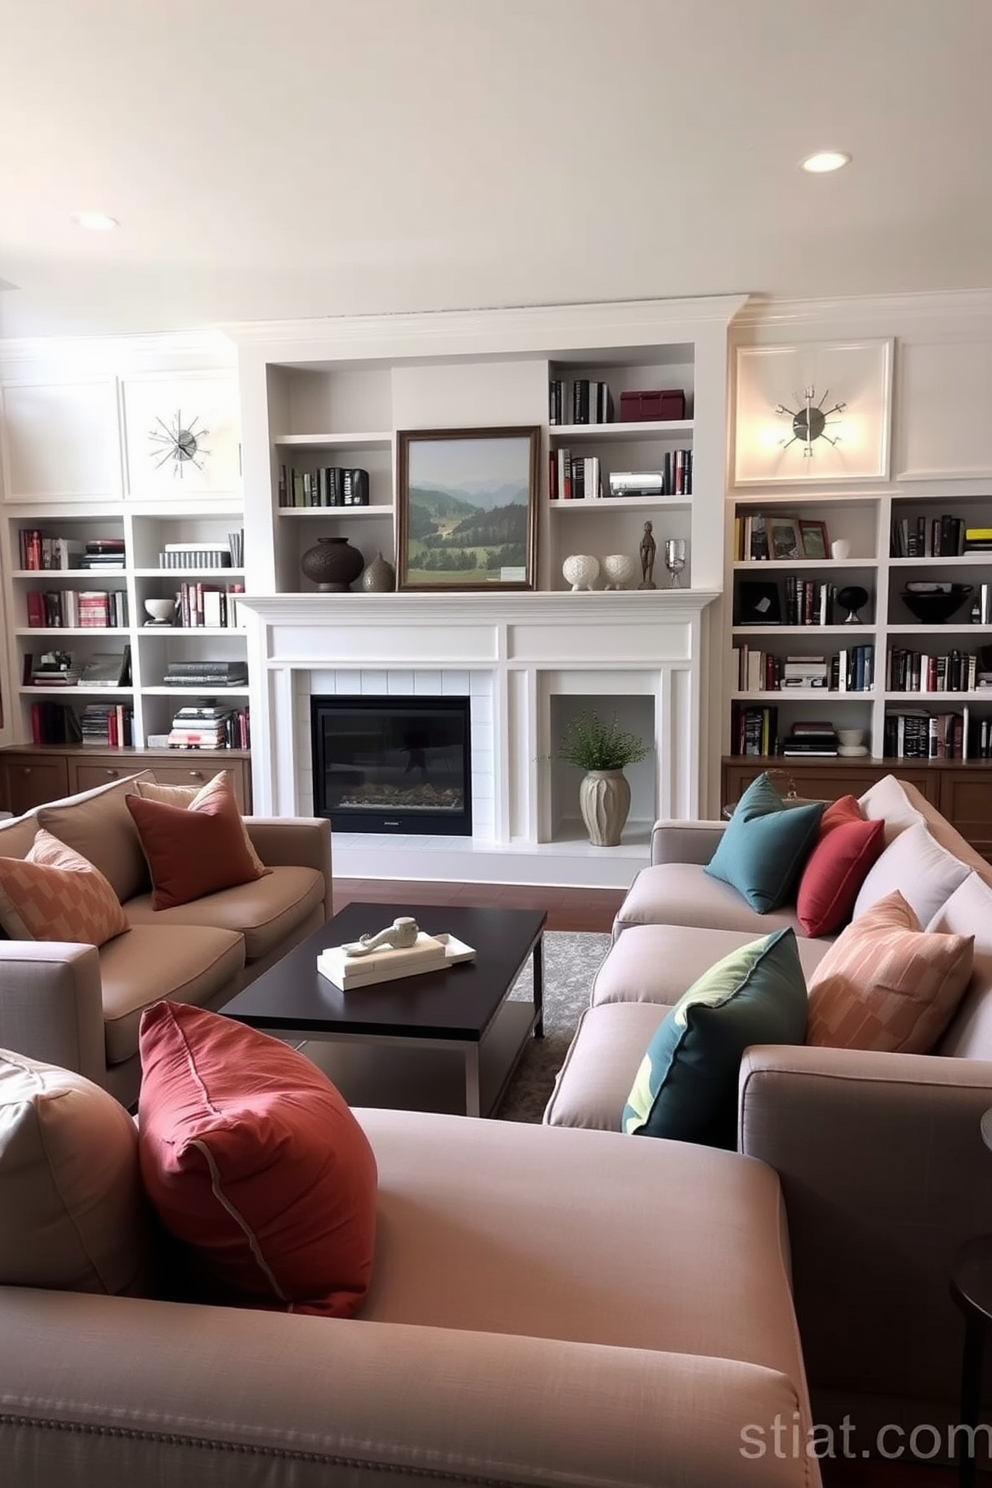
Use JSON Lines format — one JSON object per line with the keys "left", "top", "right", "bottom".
{"left": 570, "top": 379, "right": 613, "bottom": 426}
{"left": 76, "top": 648, "right": 131, "bottom": 687}
{"left": 30, "top": 700, "right": 83, "bottom": 745}
{"left": 25, "top": 650, "right": 81, "bottom": 686}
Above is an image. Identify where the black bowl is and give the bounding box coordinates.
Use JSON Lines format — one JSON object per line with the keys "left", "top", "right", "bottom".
{"left": 900, "top": 584, "right": 973, "bottom": 624}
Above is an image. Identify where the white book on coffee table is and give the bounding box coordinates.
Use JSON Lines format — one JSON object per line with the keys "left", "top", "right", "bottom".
{"left": 317, "top": 931, "right": 473, "bottom": 990}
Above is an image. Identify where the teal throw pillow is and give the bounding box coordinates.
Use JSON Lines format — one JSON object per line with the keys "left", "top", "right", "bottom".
{"left": 622, "top": 927, "right": 808, "bottom": 1149}
{"left": 705, "top": 772, "right": 824, "bottom": 912}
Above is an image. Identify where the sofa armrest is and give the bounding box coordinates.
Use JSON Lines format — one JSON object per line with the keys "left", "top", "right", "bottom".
{"left": 0, "top": 1287, "right": 817, "bottom": 1488}
{"left": 739, "top": 1043, "right": 992, "bottom": 1414}
{"left": 650, "top": 818, "right": 727, "bottom": 865}
{"left": 244, "top": 816, "right": 332, "bottom": 919}
{"left": 0, "top": 941, "right": 106, "bottom": 1086}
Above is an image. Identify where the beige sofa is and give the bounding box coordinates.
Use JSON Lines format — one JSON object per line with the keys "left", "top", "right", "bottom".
{"left": 0, "top": 772, "right": 331, "bottom": 1105}
{"left": 546, "top": 774, "right": 992, "bottom": 1452}
{"left": 0, "top": 1090, "right": 819, "bottom": 1488}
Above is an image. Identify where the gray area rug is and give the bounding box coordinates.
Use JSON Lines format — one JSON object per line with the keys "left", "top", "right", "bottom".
{"left": 496, "top": 930, "right": 612, "bottom": 1123}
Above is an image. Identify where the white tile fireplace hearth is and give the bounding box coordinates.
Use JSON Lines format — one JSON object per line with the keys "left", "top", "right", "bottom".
{"left": 239, "top": 591, "right": 717, "bottom": 889}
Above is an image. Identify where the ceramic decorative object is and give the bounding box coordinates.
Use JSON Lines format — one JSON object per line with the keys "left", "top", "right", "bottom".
{"left": 300, "top": 536, "right": 365, "bottom": 592}
{"left": 360, "top": 551, "right": 396, "bottom": 593}
{"left": 144, "top": 597, "right": 176, "bottom": 625}
{"left": 562, "top": 554, "right": 600, "bottom": 591}
{"left": 600, "top": 554, "right": 637, "bottom": 591}
{"left": 579, "top": 769, "right": 631, "bottom": 847}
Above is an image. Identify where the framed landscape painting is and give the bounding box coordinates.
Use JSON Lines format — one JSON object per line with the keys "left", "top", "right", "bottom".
{"left": 397, "top": 426, "right": 540, "bottom": 591}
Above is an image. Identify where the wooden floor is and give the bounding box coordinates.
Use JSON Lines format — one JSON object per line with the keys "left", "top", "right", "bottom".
{"left": 333, "top": 878, "right": 624, "bottom": 933}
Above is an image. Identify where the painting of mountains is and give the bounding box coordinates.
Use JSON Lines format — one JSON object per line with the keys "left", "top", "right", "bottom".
{"left": 398, "top": 428, "right": 539, "bottom": 590}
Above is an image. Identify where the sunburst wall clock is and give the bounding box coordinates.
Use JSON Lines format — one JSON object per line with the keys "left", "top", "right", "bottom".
{"left": 734, "top": 340, "right": 893, "bottom": 484}
{"left": 148, "top": 410, "right": 210, "bottom": 476}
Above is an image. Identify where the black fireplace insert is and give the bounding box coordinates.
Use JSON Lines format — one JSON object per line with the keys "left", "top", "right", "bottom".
{"left": 310, "top": 695, "right": 472, "bottom": 836}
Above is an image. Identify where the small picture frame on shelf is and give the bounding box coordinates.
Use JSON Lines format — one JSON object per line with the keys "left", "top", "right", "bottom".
{"left": 737, "top": 580, "right": 782, "bottom": 626}
{"left": 799, "top": 519, "right": 829, "bottom": 560}
{"left": 396, "top": 426, "right": 540, "bottom": 592}
{"left": 767, "top": 515, "right": 804, "bottom": 561}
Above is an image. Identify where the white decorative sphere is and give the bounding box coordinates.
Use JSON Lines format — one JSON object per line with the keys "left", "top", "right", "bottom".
{"left": 600, "top": 553, "right": 637, "bottom": 590}
{"left": 562, "top": 554, "right": 600, "bottom": 591}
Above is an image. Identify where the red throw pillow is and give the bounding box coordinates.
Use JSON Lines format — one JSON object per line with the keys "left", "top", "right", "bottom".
{"left": 126, "top": 777, "right": 267, "bottom": 909}
{"left": 137, "top": 1002, "right": 378, "bottom": 1316}
{"left": 796, "top": 795, "right": 886, "bottom": 937}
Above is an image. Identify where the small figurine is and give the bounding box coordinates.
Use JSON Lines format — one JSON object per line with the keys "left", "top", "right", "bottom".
{"left": 638, "top": 521, "right": 657, "bottom": 590}
{"left": 342, "top": 916, "right": 419, "bottom": 957}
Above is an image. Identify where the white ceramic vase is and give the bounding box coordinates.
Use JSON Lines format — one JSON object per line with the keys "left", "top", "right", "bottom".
{"left": 562, "top": 554, "right": 600, "bottom": 591}
{"left": 579, "top": 769, "right": 631, "bottom": 847}
{"left": 600, "top": 553, "right": 637, "bottom": 590}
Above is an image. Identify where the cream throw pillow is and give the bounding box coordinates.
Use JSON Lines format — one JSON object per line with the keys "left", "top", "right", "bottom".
{"left": 806, "top": 890, "right": 974, "bottom": 1053}
{"left": 135, "top": 771, "right": 268, "bottom": 876}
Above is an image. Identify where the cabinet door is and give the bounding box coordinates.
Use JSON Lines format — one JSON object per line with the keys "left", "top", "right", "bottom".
{"left": 0, "top": 754, "right": 70, "bottom": 815}
{"left": 128, "top": 756, "right": 252, "bottom": 812}
{"left": 937, "top": 769, "right": 992, "bottom": 862}
{"left": 69, "top": 757, "right": 147, "bottom": 795}
{"left": 721, "top": 759, "right": 937, "bottom": 812}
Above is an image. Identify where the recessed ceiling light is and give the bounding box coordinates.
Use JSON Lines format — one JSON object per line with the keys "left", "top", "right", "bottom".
{"left": 800, "top": 151, "right": 852, "bottom": 174}
{"left": 70, "top": 211, "right": 120, "bottom": 231}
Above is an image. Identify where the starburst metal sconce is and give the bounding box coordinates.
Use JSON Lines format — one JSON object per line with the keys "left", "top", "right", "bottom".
{"left": 775, "top": 386, "right": 846, "bottom": 458}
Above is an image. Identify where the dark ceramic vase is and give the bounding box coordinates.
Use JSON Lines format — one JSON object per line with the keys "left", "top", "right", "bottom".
{"left": 300, "top": 536, "right": 365, "bottom": 592}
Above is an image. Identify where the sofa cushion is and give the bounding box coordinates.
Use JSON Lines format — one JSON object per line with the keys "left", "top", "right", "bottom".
{"left": 126, "top": 776, "right": 269, "bottom": 910}
{"left": 546, "top": 1002, "right": 672, "bottom": 1130}
{"left": 0, "top": 1047, "right": 151, "bottom": 1295}
{"left": 614, "top": 861, "right": 807, "bottom": 938}
{"left": 704, "top": 773, "right": 824, "bottom": 913}
{"left": 0, "top": 829, "right": 130, "bottom": 945}
{"left": 852, "top": 818, "right": 971, "bottom": 926}
{"left": 101, "top": 925, "right": 245, "bottom": 1067}
{"left": 37, "top": 773, "right": 151, "bottom": 903}
{"left": 593, "top": 922, "right": 831, "bottom": 1007}
{"left": 135, "top": 772, "right": 268, "bottom": 877}
{"left": 0, "top": 812, "right": 41, "bottom": 861}
{"left": 931, "top": 874, "right": 992, "bottom": 1059}
{"left": 123, "top": 865, "right": 325, "bottom": 963}
{"left": 806, "top": 890, "right": 974, "bottom": 1053}
{"left": 796, "top": 795, "right": 886, "bottom": 937}
{"left": 622, "top": 928, "right": 808, "bottom": 1148}
{"left": 137, "top": 1002, "right": 378, "bottom": 1317}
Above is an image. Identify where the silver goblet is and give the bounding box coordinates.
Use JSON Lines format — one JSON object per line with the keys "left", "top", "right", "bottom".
{"left": 663, "top": 539, "right": 687, "bottom": 588}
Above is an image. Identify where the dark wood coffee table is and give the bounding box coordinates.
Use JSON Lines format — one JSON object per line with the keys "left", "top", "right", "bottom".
{"left": 223, "top": 903, "right": 545, "bottom": 1118}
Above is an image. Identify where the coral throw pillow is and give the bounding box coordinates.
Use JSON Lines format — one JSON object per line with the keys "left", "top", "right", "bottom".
{"left": 0, "top": 828, "right": 129, "bottom": 944}
{"left": 126, "top": 774, "right": 269, "bottom": 909}
{"left": 796, "top": 795, "right": 886, "bottom": 937}
{"left": 137, "top": 1001, "right": 378, "bottom": 1316}
{"left": 806, "top": 890, "right": 974, "bottom": 1053}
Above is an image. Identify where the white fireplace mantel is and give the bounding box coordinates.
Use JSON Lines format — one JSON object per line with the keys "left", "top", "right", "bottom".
{"left": 239, "top": 589, "right": 718, "bottom": 888}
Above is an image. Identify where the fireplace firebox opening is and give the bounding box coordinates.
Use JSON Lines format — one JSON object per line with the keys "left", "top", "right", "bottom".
{"left": 310, "top": 695, "right": 473, "bottom": 836}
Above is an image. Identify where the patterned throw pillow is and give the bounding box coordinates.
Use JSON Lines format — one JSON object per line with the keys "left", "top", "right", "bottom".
{"left": 0, "top": 828, "right": 130, "bottom": 945}
{"left": 135, "top": 771, "right": 268, "bottom": 876}
{"left": 806, "top": 890, "right": 974, "bottom": 1053}
{"left": 704, "top": 773, "right": 824, "bottom": 912}
{"left": 796, "top": 795, "right": 886, "bottom": 937}
{"left": 138, "top": 1001, "right": 378, "bottom": 1316}
{"left": 622, "top": 927, "right": 808, "bottom": 1149}
{"left": 126, "top": 774, "right": 270, "bottom": 910}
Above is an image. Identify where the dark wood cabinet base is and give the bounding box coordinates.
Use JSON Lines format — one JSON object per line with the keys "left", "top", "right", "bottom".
{"left": 0, "top": 746, "right": 252, "bottom": 818}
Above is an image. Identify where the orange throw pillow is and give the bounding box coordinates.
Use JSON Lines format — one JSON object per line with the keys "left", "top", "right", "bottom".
{"left": 138, "top": 1002, "right": 378, "bottom": 1316}
{"left": 126, "top": 775, "right": 268, "bottom": 909}
{"left": 0, "top": 829, "right": 129, "bottom": 945}
{"left": 806, "top": 890, "right": 974, "bottom": 1053}
{"left": 796, "top": 795, "right": 886, "bottom": 937}
{"left": 135, "top": 772, "right": 268, "bottom": 877}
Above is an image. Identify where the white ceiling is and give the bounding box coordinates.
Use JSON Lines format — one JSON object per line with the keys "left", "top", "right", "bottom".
{"left": 2, "top": 0, "right": 991, "bottom": 340}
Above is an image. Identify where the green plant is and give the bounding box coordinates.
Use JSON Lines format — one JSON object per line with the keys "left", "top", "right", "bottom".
{"left": 553, "top": 711, "right": 650, "bottom": 772}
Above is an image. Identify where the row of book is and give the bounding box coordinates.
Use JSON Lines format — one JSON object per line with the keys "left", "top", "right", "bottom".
{"left": 168, "top": 703, "right": 250, "bottom": 750}
{"left": 890, "top": 515, "right": 992, "bottom": 557}
{"left": 22, "top": 648, "right": 133, "bottom": 688}
{"left": 732, "top": 647, "right": 875, "bottom": 694}
{"left": 549, "top": 448, "right": 692, "bottom": 500}
{"left": 18, "top": 532, "right": 126, "bottom": 571}
{"left": 80, "top": 703, "right": 135, "bottom": 747}
{"left": 158, "top": 542, "right": 236, "bottom": 570}
{"left": 162, "top": 660, "right": 248, "bottom": 688}
{"left": 781, "top": 579, "right": 838, "bottom": 627}
{"left": 169, "top": 582, "right": 244, "bottom": 629}
{"left": 26, "top": 589, "right": 128, "bottom": 629}
{"left": 277, "top": 466, "right": 370, "bottom": 508}
{"left": 549, "top": 379, "right": 614, "bottom": 426}
{"left": 887, "top": 648, "right": 992, "bottom": 694}
{"left": 882, "top": 708, "right": 991, "bottom": 760}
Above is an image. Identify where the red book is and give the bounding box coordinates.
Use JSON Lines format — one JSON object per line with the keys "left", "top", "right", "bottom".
{"left": 25, "top": 592, "right": 46, "bottom": 628}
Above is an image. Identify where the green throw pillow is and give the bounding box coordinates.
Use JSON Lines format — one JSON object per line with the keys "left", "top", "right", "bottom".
{"left": 622, "top": 928, "right": 808, "bottom": 1149}
{"left": 704, "top": 772, "right": 824, "bottom": 912}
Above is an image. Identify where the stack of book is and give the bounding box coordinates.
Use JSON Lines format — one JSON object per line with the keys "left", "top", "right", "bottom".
{"left": 964, "top": 526, "right": 992, "bottom": 553}
{"left": 158, "top": 542, "right": 233, "bottom": 570}
{"left": 781, "top": 721, "right": 839, "bottom": 757}
{"left": 80, "top": 702, "right": 134, "bottom": 746}
{"left": 77, "top": 648, "right": 131, "bottom": 687}
{"left": 781, "top": 655, "right": 830, "bottom": 689}
{"left": 24, "top": 650, "right": 81, "bottom": 686}
{"left": 168, "top": 704, "right": 239, "bottom": 750}
{"left": 162, "top": 660, "right": 248, "bottom": 688}
{"left": 80, "top": 538, "right": 127, "bottom": 571}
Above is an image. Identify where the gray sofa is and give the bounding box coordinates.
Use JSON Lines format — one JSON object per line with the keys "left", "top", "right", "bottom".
{"left": 0, "top": 771, "right": 332, "bottom": 1105}
{"left": 545, "top": 774, "right": 992, "bottom": 1452}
